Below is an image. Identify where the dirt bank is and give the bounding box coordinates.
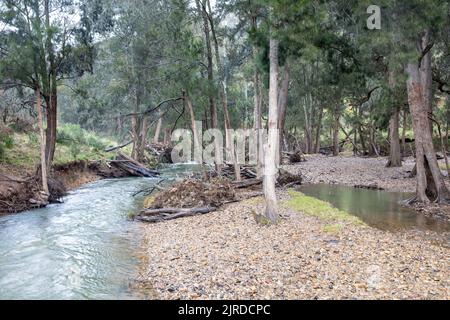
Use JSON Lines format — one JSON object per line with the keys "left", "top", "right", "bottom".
{"left": 0, "top": 160, "right": 129, "bottom": 215}
{"left": 137, "top": 190, "right": 449, "bottom": 300}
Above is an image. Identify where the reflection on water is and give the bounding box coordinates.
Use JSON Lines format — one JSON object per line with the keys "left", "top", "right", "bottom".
{"left": 299, "top": 184, "right": 450, "bottom": 233}
{"left": 0, "top": 164, "right": 200, "bottom": 300}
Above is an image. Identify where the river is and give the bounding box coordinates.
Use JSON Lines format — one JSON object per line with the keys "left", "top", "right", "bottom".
{"left": 0, "top": 164, "right": 197, "bottom": 300}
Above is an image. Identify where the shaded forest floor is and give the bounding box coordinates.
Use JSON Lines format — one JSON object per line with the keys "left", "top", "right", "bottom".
{"left": 136, "top": 189, "right": 449, "bottom": 300}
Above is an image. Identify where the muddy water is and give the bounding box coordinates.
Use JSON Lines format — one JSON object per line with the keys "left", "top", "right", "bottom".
{"left": 299, "top": 184, "right": 450, "bottom": 233}
{"left": 0, "top": 164, "right": 198, "bottom": 300}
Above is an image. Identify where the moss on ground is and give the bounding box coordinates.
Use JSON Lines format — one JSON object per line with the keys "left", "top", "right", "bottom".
{"left": 284, "top": 190, "right": 365, "bottom": 226}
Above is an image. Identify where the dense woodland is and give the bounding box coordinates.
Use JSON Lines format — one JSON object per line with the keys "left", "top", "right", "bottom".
{"left": 1, "top": 0, "right": 450, "bottom": 222}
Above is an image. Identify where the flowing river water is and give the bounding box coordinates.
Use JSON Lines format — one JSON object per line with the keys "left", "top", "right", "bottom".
{"left": 0, "top": 164, "right": 197, "bottom": 300}
{"left": 0, "top": 167, "right": 449, "bottom": 299}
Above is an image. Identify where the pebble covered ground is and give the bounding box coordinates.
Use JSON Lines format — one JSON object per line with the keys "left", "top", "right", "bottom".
{"left": 137, "top": 189, "right": 449, "bottom": 300}
{"left": 283, "top": 155, "right": 417, "bottom": 192}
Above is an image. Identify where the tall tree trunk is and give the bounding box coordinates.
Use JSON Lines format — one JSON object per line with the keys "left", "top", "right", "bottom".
{"left": 262, "top": 36, "right": 280, "bottom": 224}
{"left": 207, "top": 0, "right": 240, "bottom": 180}
{"left": 153, "top": 116, "right": 163, "bottom": 144}
{"left": 252, "top": 13, "right": 263, "bottom": 179}
{"left": 387, "top": 106, "right": 402, "bottom": 167}
{"left": 36, "top": 87, "right": 49, "bottom": 196}
{"left": 44, "top": 94, "right": 57, "bottom": 171}
{"left": 43, "top": 0, "right": 57, "bottom": 171}
{"left": 332, "top": 106, "right": 340, "bottom": 156}
{"left": 198, "top": 0, "right": 221, "bottom": 173}
{"left": 185, "top": 92, "right": 202, "bottom": 162}
{"left": 131, "top": 114, "right": 138, "bottom": 160}
{"left": 314, "top": 106, "right": 324, "bottom": 154}
{"left": 401, "top": 110, "right": 407, "bottom": 156}
{"left": 278, "top": 61, "right": 290, "bottom": 163}
{"left": 136, "top": 115, "right": 148, "bottom": 162}
{"left": 405, "top": 31, "right": 450, "bottom": 203}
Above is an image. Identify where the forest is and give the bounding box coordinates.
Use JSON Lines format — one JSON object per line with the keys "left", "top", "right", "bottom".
{"left": 0, "top": 0, "right": 449, "bottom": 301}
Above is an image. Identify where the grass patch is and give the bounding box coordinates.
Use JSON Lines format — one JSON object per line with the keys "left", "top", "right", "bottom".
{"left": 1, "top": 124, "right": 118, "bottom": 170}
{"left": 323, "top": 224, "right": 344, "bottom": 234}
{"left": 284, "top": 190, "right": 364, "bottom": 226}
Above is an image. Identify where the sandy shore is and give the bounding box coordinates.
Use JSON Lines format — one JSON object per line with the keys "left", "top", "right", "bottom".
{"left": 138, "top": 188, "right": 449, "bottom": 300}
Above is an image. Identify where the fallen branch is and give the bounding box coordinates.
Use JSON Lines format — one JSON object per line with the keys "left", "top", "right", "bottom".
{"left": 136, "top": 206, "right": 217, "bottom": 223}
{"left": 232, "top": 178, "right": 262, "bottom": 189}
{"left": 105, "top": 141, "right": 133, "bottom": 152}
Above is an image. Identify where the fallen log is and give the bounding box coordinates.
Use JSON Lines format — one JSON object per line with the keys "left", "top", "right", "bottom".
{"left": 232, "top": 178, "right": 262, "bottom": 189}
{"left": 109, "top": 152, "right": 160, "bottom": 177}
{"left": 136, "top": 206, "right": 217, "bottom": 223}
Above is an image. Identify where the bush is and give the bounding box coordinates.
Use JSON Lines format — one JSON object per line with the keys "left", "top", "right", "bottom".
{"left": 0, "top": 126, "right": 14, "bottom": 159}
{"left": 57, "top": 124, "right": 86, "bottom": 145}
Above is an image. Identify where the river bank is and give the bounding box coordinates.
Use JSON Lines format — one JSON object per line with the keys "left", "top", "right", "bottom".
{"left": 138, "top": 189, "right": 449, "bottom": 300}
{"left": 0, "top": 160, "right": 128, "bottom": 215}
{"left": 137, "top": 156, "right": 449, "bottom": 300}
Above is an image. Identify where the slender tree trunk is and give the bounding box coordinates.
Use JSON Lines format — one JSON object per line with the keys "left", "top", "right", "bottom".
{"left": 278, "top": 61, "right": 290, "bottom": 163}
{"left": 137, "top": 115, "right": 148, "bottom": 162}
{"left": 185, "top": 92, "right": 201, "bottom": 159}
{"left": 401, "top": 110, "right": 407, "bottom": 156}
{"left": 262, "top": 36, "right": 280, "bottom": 224}
{"left": 207, "top": 0, "right": 240, "bottom": 180}
{"left": 198, "top": 0, "right": 220, "bottom": 173}
{"left": 44, "top": 94, "right": 57, "bottom": 171}
{"left": 153, "top": 116, "right": 163, "bottom": 144}
{"left": 314, "top": 106, "right": 324, "bottom": 154}
{"left": 387, "top": 106, "right": 402, "bottom": 167}
{"left": 36, "top": 87, "right": 49, "bottom": 196}
{"left": 43, "top": 0, "right": 57, "bottom": 171}
{"left": 333, "top": 106, "right": 340, "bottom": 156}
{"left": 131, "top": 114, "right": 138, "bottom": 160}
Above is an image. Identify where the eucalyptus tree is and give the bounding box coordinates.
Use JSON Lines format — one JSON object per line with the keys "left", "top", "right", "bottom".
{"left": 0, "top": 0, "right": 100, "bottom": 170}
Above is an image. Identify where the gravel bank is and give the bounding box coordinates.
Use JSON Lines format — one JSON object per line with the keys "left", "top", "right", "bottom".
{"left": 138, "top": 191, "right": 449, "bottom": 300}
{"left": 283, "top": 155, "right": 417, "bottom": 192}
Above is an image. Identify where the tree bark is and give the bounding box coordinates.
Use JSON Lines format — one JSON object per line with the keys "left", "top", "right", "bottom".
{"left": 36, "top": 87, "right": 49, "bottom": 196}
{"left": 206, "top": 0, "right": 240, "bottom": 181}
{"left": 262, "top": 36, "right": 280, "bottom": 224}
{"left": 185, "top": 92, "right": 201, "bottom": 159}
{"left": 278, "top": 61, "right": 290, "bottom": 163}
{"left": 44, "top": 0, "right": 57, "bottom": 171}
{"left": 332, "top": 106, "right": 341, "bottom": 156}
{"left": 387, "top": 106, "right": 402, "bottom": 167}
{"left": 406, "top": 34, "right": 450, "bottom": 203}
{"left": 153, "top": 116, "right": 163, "bottom": 144}
{"left": 314, "top": 106, "right": 324, "bottom": 154}
{"left": 198, "top": 0, "right": 221, "bottom": 173}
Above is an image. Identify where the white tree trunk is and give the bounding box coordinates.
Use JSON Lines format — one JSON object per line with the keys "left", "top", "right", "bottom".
{"left": 263, "top": 37, "right": 280, "bottom": 223}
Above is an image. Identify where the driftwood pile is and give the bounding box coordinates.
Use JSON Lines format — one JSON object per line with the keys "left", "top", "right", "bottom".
{"left": 108, "top": 152, "right": 160, "bottom": 178}
{"left": 134, "top": 168, "right": 303, "bottom": 224}
{"left": 135, "top": 177, "right": 236, "bottom": 223}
